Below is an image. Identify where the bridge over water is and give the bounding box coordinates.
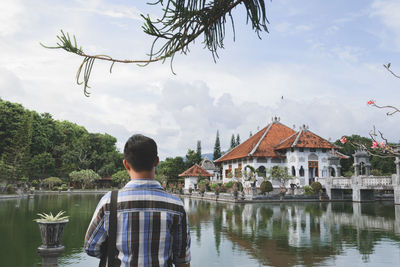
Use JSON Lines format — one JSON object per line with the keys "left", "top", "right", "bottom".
{"left": 319, "top": 150, "right": 400, "bottom": 204}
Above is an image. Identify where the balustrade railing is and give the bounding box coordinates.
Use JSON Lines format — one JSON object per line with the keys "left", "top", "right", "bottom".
{"left": 361, "top": 176, "right": 392, "bottom": 187}
{"left": 332, "top": 177, "right": 351, "bottom": 187}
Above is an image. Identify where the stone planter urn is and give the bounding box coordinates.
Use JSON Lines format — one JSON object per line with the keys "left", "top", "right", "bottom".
{"left": 37, "top": 220, "right": 68, "bottom": 248}
{"left": 35, "top": 212, "right": 69, "bottom": 267}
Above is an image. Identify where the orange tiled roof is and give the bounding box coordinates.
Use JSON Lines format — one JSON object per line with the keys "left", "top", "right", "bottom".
{"left": 275, "top": 129, "right": 336, "bottom": 150}
{"left": 178, "top": 164, "right": 213, "bottom": 177}
{"left": 214, "top": 122, "right": 296, "bottom": 163}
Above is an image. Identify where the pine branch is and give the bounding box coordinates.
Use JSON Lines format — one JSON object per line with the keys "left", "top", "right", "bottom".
{"left": 41, "top": 0, "right": 270, "bottom": 96}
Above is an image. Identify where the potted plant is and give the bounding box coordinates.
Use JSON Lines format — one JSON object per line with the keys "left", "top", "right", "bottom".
{"left": 215, "top": 185, "right": 220, "bottom": 198}
{"left": 34, "top": 211, "right": 69, "bottom": 248}
{"left": 177, "top": 182, "right": 183, "bottom": 195}
{"left": 232, "top": 183, "right": 238, "bottom": 200}
{"left": 199, "top": 184, "right": 206, "bottom": 197}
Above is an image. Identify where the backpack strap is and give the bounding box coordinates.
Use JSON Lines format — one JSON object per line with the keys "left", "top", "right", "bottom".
{"left": 107, "top": 190, "right": 118, "bottom": 267}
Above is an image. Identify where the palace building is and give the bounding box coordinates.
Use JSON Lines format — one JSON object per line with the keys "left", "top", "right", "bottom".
{"left": 214, "top": 117, "right": 348, "bottom": 187}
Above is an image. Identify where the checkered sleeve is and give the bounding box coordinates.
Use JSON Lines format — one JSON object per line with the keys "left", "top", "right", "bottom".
{"left": 84, "top": 193, "right": 110, "bottom": 258}
{"left": 172, "top": 209, "right": 191, "bottom": 265}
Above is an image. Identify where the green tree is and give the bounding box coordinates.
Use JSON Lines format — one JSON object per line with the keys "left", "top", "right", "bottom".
{"left": 185, "top": 149, "right": 200, "bottom": 168}
{"left": 268, "top": 166, "right": 291, "bottom": 186}
{"left": 42, "top": 177, "right": 63, "bottom": 190}
{"left": 69, "top": 169, "right": 100, "bottom": 189}
{"left": 112, "top": 170, "right": 130, "bottom": 187}
{"left": 230, "top": 134, "right": 236, "bottom": 149}
{"left": 334, "top": 135, "right": 395, "bottom": 175}
{"left": 236, "top": 134, "right": 241, "bottom": 146}
{"left": 196, "top": 140, "right": 202, "bottom": 163}
{"left": 1, "top": 112, "right": 33, "bottom": 183}
{"left": 213, "top": 130, "right": 222, "bottom": 160}
{"left": 0, "top": 99, "right": 26, "bottom": 156}
{"left": 0, "top": 99, "right": 124, "bottom": 182}
{"left": 157, "top": 157, "right": 186, "bottom": 182}
{"left": 310, "top": 181, "right": 322, "bottom": 195}
{"left": 28, "top": 152, "right": 55, "bottom": 179}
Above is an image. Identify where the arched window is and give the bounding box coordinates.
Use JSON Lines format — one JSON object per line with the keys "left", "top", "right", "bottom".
{"left": 299, "top": 166, "right": 305, "bottom": 177}
{"left": 291, "top": 166, "right": 296, "bottom": 176}
{"left": 360, "top": 162, "right": 365, "bottom": 175}
{"left": 330, "top": 167, "right": 336, "bottom": 177}
{"left": 257, "top": 166, "right": 266, "bottom": 177}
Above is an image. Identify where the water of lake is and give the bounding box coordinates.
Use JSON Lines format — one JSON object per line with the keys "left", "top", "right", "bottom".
{"left": 1, "top": 194, "right": 399, "bottom": 267}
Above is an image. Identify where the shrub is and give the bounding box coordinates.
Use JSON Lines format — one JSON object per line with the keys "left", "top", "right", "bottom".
{"left": 31, "top": 180, "right": 39, "bottom": 188}
{"left": 310, "top": 182, "right": 322, "bottom": 195}
{"left": 210, "top": 183, "right": 219, "bottom": 191}
{"left": 260, "top": 181, "right": 273, "bottom": 195}
{"left": 234, "top": 169, "right": 242, "bottom": 178}
{"left": 69, "top": 169, "right": 100, "bottom": 189}
{"left": 6, "top": 184, "right": 15, "bottom": 194}
{"left": 224, "top": 181, "right": 235, "bottom": 189}
{"left": 112, "top": 170, "right": 130, "bottom": 187}
{"left": 61, "top": 184, "right": 68, "bottom": 191}
{"left": 371, "top": 169, "right": 383, "bottom": 176}
{"left": 234, "top": 182, "right": 243, "bottom": 192}
{"left": 303, "top": 185, "right": 314, "bottom": 195}
{"left": 343, "top": 171, "right": 354, "bottom": 177}
{"left": 199, "top": 183, "right": 206, "bottom": 193}
{"left": 42, "top": 177, "right": 63, "bottom": 190}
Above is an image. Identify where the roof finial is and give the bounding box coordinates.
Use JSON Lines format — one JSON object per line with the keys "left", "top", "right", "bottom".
{"left": 272, "top": 116, "right": 280, "bottom": 123}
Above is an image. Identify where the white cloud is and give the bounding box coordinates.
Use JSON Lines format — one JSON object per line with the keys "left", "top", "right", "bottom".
{"left": 371, "top": 0, "right": 400, "bottom": 50}
{"left": 331, "top": 46, "right": 364, "bottom": 63}
{"left": 0, "top": 0, "right": 24, "bottom": 36}
{"left": 273, "top": 22, "right": 312, "bottom": 35}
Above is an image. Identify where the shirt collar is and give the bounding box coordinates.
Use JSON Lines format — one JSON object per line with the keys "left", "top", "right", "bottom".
{"left": 124, "top": 179, "right": 163, "bottom": 190}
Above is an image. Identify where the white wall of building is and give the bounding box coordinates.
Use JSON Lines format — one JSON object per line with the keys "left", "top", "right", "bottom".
{"left": 220, "top": 148, "right": 332, "bottom": 187}
{"left": 184, "top": 177, "right": 198, "bottom": 190}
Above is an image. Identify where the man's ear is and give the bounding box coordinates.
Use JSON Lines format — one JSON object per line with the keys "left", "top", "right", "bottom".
{"left": 123, "top": 159, "right": 131, "bottom": 171}
{"left": 154, "top": 156, "right": 159, "bottom": 167}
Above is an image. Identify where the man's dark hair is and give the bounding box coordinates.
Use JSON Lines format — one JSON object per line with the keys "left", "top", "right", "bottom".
{"left": 124, "top": 134, "right": 158, "bottom": 172}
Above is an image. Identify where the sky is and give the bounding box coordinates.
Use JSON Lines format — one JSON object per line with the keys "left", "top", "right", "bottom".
{"left": 1, "top": 0, "right": 400, "bottom": 159}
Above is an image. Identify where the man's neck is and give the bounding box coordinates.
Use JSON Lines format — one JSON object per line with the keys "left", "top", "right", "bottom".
{"left": 130, "top": 170, "right": 154, "bottom": 180}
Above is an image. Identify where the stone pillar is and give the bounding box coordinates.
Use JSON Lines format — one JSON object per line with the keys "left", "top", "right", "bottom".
{"left": 353, "top": 163, "right": 359, "bottom": 177}
{"left": 395, "top": 154, "right": 400, "bottom": 205}
{"left": 365, "top": 163, "right": 371, "bottom": 176}
{"left": 353, "top": 189, "right": 374, "bottom": 202}
{"left": 37, "top": 246, "right": 65, "bottom": 267}
{"left": 337, "top": 165, "right": 342, "bottom": 177}
{"left": 394, "top": 184, "right": 400, "bottom": 205}
{"left": 395, "top": 205, "right": 400, "bottom": 234}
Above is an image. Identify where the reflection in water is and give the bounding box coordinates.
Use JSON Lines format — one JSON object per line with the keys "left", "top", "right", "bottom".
{"left": 0, "top": 195, "right": 399, "bottom": 267}
{"left": 186, "top": 199, "right": 400, "bottom": 267}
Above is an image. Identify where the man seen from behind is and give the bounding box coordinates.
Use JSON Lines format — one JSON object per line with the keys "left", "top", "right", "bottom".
{"left": 84, "top": 134, "right": 191, "bottom": 267}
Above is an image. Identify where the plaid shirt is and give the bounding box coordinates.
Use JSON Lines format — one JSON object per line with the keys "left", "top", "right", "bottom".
{"left": 84, "top": 179, "right": 191, "bottom": 267}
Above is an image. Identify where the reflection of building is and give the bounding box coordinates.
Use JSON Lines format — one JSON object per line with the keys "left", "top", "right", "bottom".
{"left": 179, "top": 164, "right": 213, "bottom": 190}
{"left": 214, "top": 117, "right": 348, "bottom": 187}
